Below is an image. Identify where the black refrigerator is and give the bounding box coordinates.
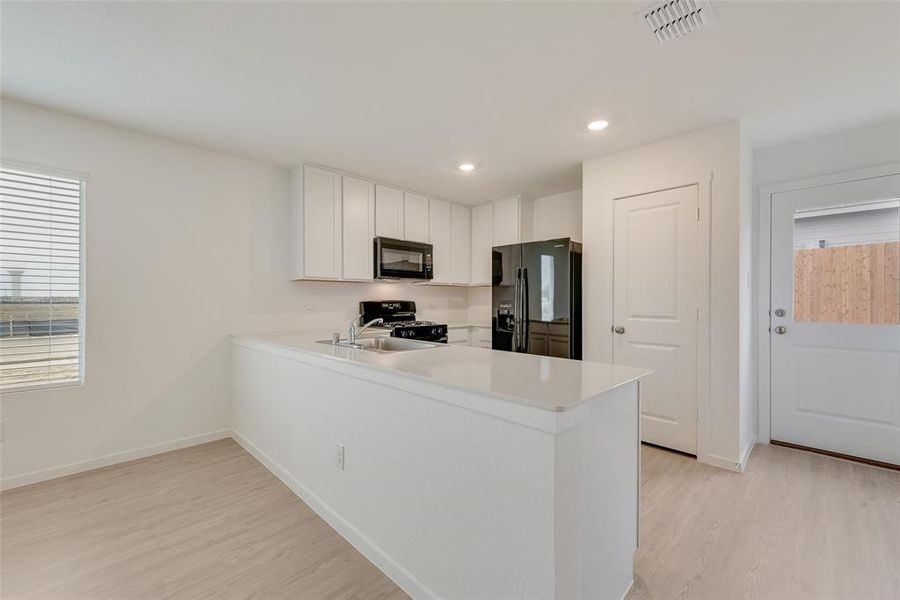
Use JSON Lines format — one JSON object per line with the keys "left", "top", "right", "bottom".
{"left": 491, "top": 238, "right": 582, "bottom": 359}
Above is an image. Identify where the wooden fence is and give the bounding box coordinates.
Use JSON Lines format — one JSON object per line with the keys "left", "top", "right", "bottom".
{"left": 794, "top": 241, "right": 899, "bottom": 324}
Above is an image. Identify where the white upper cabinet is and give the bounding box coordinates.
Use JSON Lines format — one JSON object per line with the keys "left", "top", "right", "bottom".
{"left": 404, "top": 192, "right": 430, "bottom": 243}
{"left": 428, "top": 198, "right": 452, "bottom": 283}
{"left": 375, "top": 184, "right": 404, "bottom": 239}
{"left": 471, "top": 203, "right": 493, "bottom": 285}
{"left": 470, "top": 196, "right": 523, "bottom": 285}
{"left": 298, "top": 165, "right": 342, "bottom": 279}
{"left": 292, "top": 162, "right": 480, "bottom": 285}
{"left": 451, "top": 204, "right": 471, "bottom": 285}
{"left": 341, "top": 176, "right": 375, "bottom": 280}
{"left": 492, "top": 195, "right": 522, "bottom": 247}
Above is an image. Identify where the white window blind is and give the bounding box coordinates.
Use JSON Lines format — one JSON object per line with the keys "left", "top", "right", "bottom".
{"left": 0, "top": 165, "right": 84, "bottom": 391}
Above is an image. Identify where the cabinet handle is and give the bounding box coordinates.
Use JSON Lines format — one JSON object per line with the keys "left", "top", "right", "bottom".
{"left": 613, "top": 326, "right": 625, "bottom": 334}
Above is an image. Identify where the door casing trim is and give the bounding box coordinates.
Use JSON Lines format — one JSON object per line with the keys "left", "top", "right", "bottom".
{"left": 756, "top": 162, "right": 900, "bottom": 445}
{"left": 610, "top": 176, "right": 712, "bottom": 464}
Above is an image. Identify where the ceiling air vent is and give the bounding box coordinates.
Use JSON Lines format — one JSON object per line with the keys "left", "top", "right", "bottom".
{"left": 637, "top": 0, "right": 716, "bottom": 45}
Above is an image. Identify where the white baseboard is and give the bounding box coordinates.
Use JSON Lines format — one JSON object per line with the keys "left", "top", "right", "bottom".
{"left": 699, "top": 441, "right": 756, "bottom": 473}
{"left": 0, "top": 429, "right": 231, "bottom": 490}
{"left": 230, "top": 430, "right": 435, "bottom": 600}
{"left": 699, "top": 453, "right": 742, "bottom": 472}
{"left": 738, "top": 439, "right": 756, "bottom": 472}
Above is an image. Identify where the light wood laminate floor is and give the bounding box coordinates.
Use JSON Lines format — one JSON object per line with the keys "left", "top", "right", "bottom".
{"left": 1, "top": 439, "right": 406, "bottom": 600}
{"left": 629, "top": 444, "right": 900, "bottom": 600}
{"left": 2, "top": 440, "right": 898, "bottom": 599}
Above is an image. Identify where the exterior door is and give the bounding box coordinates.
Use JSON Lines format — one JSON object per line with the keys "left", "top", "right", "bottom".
{"left": 613, "top": 185, "right": 699, "bottom": 454}
{"left": 770, "top": 174, "right": 900, "bottom": 465}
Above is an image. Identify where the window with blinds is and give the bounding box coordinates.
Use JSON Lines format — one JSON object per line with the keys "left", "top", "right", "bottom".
{"left": 1, "top": 165, "right": 84, "bottom": 391}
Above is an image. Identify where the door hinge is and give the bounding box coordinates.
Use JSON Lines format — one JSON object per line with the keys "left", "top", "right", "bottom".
{"left": 697, "top": 206, "right": 700, "bottom": 221}
{"left": 696, "top": 307, "right": 700, "bottom": 321}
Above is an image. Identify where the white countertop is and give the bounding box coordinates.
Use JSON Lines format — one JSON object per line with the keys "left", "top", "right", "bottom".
{"left": 231, "top": 331, "right": 652, "bottom": 414}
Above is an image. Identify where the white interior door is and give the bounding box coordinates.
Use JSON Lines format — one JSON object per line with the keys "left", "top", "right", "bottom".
{"left": 770, "top": 174, "right": 900, "bottom": 465}
{"left": 613, "top": 185, "right": 699, "bottom": 454}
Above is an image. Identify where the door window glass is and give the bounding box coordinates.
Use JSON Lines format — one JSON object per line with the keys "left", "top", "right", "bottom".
{"left": 793, "top": 200, "right": 899, "bottom": 324}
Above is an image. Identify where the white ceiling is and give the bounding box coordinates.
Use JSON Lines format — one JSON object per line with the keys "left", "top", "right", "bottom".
{"left": 2, "top": 1, "right": 898, "bottom": 204}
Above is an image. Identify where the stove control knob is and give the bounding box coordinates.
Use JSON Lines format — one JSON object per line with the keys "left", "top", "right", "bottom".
{"left": 432, "top": 328, "right": 438, "bottom": 336}
{"left": 409, "top": 330, "right": 416, "bottom": 337}
{"left": 401, "top": 331, "right": 408, "bottom": 337}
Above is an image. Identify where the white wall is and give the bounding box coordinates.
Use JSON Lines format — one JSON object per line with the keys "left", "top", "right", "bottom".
{"left": 0, "top": 99, "right": 468, "bottom": 486}
{"left": 583, "top": 121, "right": 752, "bottom": 469}
{"left": 754, "top": 119, "right": 900, "bottom": 188}
{"left": 529, "top": 189, "right": 583, "bottom": 242}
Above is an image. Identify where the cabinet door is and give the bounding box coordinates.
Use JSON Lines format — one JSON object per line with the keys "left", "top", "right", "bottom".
{"left": 404, "top": 192, "right": 430, "bottom": 243}
{"left": 492, "top": 195, "right": 521, "bottom": 246}
{"left": 342, "top": 176, "right": 375, "bottom": 280}
{"left": 471, "top": 204, "right": 493, "bottom": 285}
{"left": 429, "top": 198, "right": 452, "bottom": 283}
{"left": 548, "top": 336, "right": 570, "bottom": 358}
{"left": 529, "top": 331, "right": 549, "bottom": 356}
{"left": 451, "top": 204, "right": 471, "bottom": 284}
{"left": 375, "top": 185, "right": 404, "bottom": 239}
{"left": 303, "top": 165, "right": 342, "bottom": 278}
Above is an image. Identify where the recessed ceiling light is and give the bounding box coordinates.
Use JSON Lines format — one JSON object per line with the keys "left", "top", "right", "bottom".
{"left": 458, "top": 162, "right": 476, "bottom": 172}
{"left": 586, "top": 120, "right": 609, "bottom": 131}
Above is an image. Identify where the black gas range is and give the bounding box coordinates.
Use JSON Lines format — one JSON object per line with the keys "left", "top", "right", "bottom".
{"left": 359, "top": 300, "right": 448, "bottom": 343}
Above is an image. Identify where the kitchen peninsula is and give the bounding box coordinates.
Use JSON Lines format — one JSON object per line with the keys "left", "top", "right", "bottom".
{"left": 231, "top": 332, "right": 652, "bottom": 600}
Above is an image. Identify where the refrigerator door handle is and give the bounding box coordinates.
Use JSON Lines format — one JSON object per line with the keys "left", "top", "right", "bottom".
{"left": 512, "top": 267, "right": 521, "bottom": 351}
{"left": 521, "top": 267, "right": 529, "bottom": 353}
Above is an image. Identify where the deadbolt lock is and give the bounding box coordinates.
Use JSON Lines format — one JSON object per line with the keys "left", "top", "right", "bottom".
{"left": 774, "top": 308, "right": 786, "bottom": 317}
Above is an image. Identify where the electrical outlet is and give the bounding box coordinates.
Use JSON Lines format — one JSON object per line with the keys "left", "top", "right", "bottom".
{"left": 336, "top": 443, "right": 345, "bottom": 470}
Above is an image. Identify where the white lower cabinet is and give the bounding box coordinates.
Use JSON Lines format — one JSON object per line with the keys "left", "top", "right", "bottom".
{"left": 447, "top": 326, "right": 492, "bottom": 348}
{"left": 341, "top": 176, "right": 375, "bottom": 280}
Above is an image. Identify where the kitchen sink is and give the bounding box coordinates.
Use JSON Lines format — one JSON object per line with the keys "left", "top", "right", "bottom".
{"left": 316, "top": 337, "right": 441, "bottom": 353}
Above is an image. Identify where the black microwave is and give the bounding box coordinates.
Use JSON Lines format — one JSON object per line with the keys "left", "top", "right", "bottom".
{"left": 373, "top": 237, "right": 433, "bottom": 281}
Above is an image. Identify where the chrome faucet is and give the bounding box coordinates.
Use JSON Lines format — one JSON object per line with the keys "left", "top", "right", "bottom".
{"left": 346, "top": 316, "right": 383, "bottom": 346}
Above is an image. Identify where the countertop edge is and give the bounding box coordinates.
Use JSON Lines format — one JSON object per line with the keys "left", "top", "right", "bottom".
{"left": 230, "top": 334, "right": 650, "bottom": 433}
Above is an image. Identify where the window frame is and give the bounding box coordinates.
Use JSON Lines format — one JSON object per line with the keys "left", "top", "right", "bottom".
{"left": 1, "top": 160, "right": 88, "bottom": 394}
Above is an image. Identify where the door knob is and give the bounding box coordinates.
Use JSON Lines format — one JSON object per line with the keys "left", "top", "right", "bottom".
{"left": 613, "top": 326, "right": 625, "bottom": 334}
{"left": 774, "top": 325, "right": 786, "bottom": 335}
